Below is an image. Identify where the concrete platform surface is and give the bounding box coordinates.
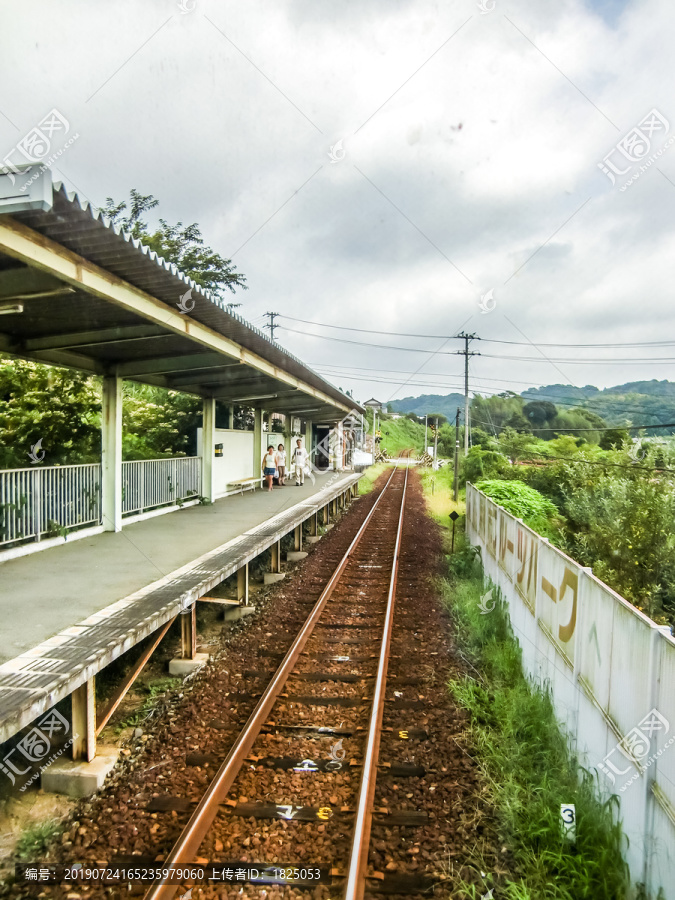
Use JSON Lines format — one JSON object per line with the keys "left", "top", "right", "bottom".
{"left": 0, "top": 472, "right": 346, "bottom": 665}
{"left": 0, "top": 472, "right": 358, "bottom": 743}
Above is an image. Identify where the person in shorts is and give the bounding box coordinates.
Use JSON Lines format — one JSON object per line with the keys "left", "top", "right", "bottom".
{"left": 262, "top": 445, "right": 276, "bottom": 492}
{"left": 275, "top": 443, "right": 287, "bottom": 485}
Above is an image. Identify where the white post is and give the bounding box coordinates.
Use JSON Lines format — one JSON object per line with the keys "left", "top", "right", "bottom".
{"left": 202, "top": 397, "right": 216, "bottom": 502}
{"left": 305, "top": 419, "right": 312, "bottom": 459}
{"left": 253, "top": 409, "right": 263, "bottom": 482}
{"left": 101, "top": 373, "right": 122, "bottom": 532}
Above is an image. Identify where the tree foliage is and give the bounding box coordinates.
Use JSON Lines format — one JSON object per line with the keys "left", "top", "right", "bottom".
{"left": 476, "top": 479, "right": 562, "bottom": 537}
{"left": 100, "top": 189, "right": 247, "bottom": 300}
{"left": 0, "top": 356, "right": 100, "bottom": 467}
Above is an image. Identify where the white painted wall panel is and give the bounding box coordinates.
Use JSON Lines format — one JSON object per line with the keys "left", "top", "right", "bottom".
{"left": 466, "top": 483, "right": 675, "bottom": 899}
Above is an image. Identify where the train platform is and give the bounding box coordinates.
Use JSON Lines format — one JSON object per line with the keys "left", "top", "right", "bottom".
{"left": 0, "top": 471, "right": 359, "bottom": 746}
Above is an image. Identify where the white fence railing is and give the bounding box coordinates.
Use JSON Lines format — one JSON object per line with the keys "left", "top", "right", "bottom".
{"left": 466, "top": 483, "right": 675, "bottom": 899}
{"left": 122, "top": 457, "right": 201, "bottom": 515}
{"left": 0, "top": 458, "right": 201, "bottom": 548}
{"left": 0, "top": 464, "right": 101, "bottom": 547}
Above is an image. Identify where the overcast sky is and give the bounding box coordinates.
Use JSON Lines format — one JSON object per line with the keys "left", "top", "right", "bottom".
{"left": 2, "top": 0, "right": 674, "bottom": 407}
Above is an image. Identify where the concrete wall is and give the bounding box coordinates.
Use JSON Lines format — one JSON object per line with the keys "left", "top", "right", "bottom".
{"left": 197, "top": 427, "right": 255, "bottom": 497}
{"left": 466, "top": 483, "right": 675, "bottom": 899}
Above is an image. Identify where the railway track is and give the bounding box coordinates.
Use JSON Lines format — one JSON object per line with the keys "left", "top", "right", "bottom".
{"left": 18, "top": 467, "right": 487, "bottom": 899}
{"left": 142, "top": 466, "right": 414, "bottom": 899}
{"left": 127, "top": 462, "right": 449, "bottom": 900}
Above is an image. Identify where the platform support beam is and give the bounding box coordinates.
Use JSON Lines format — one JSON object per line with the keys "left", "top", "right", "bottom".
{"left": 237, "top": 562, "right": 249, "bottom": 604}
{"left": 202, "top": 397, "right": 216, "bottom": 502}
{"left": 271, "top": 540, "right": 282, "bottom": 573}
{"left": 101, "top": 373, "right": 122, "bottom": 532}
{"left": 72, "top": 678, "right": 96, "bottom": 762}
{"left": 323, "top": 503, "right": 330, "bottom": 526}
{"left": 310, "top": 512, "right": 318, "bottom": 537}
{"left": 294, "top": 523, "right": 303, "bottom": 552}
{"left": 181, "top": 604, "right": 197, "bottom": 659}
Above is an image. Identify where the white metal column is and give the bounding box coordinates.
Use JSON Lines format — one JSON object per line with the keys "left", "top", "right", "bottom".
{"left": 202, "top": 398, "right": 216, "bottom": 502}
{"left": 101, "top": 373, "right": 122, "bottom": 532}
{"left": 253, "top": 408, "right": 263, "bottom": 480}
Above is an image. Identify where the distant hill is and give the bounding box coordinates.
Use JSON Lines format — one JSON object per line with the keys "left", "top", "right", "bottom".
{"left": 390, "top": 380, "right": 675, "bottom": 432}
{"left": 389, "top": 392, "right": 467, "bottom": 420}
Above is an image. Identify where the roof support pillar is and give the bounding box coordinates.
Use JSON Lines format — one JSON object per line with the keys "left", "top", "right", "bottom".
{"left": 101, "top": 373, "right": 122, "bottom": 532}
{"left": 253, "top": 408, "right": 263, "bottom": 478}
{"left": 201, "top": 397, "right": 216, "bottom": 503}
{"left": 305, "top": 419, "right": 313, "bottom": 465}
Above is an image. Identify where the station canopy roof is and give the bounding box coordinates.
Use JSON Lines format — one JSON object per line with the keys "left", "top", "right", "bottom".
{"left": 0, "top": 169, "right": 362, "bottom": 423}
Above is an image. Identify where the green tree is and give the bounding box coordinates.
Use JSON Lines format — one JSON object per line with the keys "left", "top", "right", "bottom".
{"left": 122, "top": 383, "right": 201, "bottom": 459}
{"left": 523, "top": 400, "right": 557, "bottom": 426}
{"left": 100, "top": 190, "right": 247, "bottom": 300}
{"left": 561, "top": 459, "right": 675, "bottom": 622}
{"left": 599, "top": 427, "right": 630, "bottom": 450}
{"left": 0, "top": 356, "right": 100, "bottom": 467}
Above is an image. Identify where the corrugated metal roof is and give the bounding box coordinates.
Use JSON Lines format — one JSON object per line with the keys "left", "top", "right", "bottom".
{"left": 0, "top": 170, "right": 362, "bottom": 416}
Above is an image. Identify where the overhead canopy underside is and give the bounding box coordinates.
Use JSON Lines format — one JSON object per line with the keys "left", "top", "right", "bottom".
{"left": 0, "top": 171, "right": 361, "bottom": 423}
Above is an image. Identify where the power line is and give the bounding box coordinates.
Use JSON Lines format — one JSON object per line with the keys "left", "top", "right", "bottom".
{"left": 312, "top": 363, "right": 675, "bottom": 427}
{"left": 472, "top": 416, "right": 675, "bottom": 433}
{"left": 278, "top": 314, "right": 675, "bottom": 349}
{"left": 281, "top": 325, "right": 675, "bottom": 364}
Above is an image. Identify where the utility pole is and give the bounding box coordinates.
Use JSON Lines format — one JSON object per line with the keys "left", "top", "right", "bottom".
{"left": 453, "top": 407, "right": 460, "bottom": 501}
{"left": 424, "top": 414, "right": 428, "bottom": 455}
{"left": 433, "top": 417, "right": 439, "bottom": 468}
{"left": 264, "top": 311, "right": 280, "bottom": 342}
{"left": 457, "top": 332, "right": 479, "bottom": 456}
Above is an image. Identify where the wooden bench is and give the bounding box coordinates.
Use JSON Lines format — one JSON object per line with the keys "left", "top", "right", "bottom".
{"left": 227, "top": 477, "right": 262, "bottom": 495}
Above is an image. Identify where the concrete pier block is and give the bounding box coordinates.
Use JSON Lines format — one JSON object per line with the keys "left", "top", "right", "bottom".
{"left": 42, "top": 751, "right": 118, "bottom": 798}
{"left": 324, "top": 524, "right": 334, "bottom": 532}
{"left": 168, "top": 652, "right": 209, "bottom": 675}
{"left": 222, "top": 605, "right": 256, "bottom": 622}
{"left": 286, "top": 551, "right": 308, "bottom": 562}
{"left": 264, "top": 572, "right": 286, "bottom": 584}
{"left": 305, "top": 535, "right": 321, "bottom": 544}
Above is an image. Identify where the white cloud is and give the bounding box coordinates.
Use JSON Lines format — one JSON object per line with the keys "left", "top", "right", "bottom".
{"left": 1, "top": 0, "right": 673, "bottom": 403}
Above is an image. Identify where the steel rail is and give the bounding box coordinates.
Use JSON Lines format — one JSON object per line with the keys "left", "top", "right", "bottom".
{"left": 344, "top": 465, "right": 408, "bottom": 900}
{"left": 145, "top": 465, "right": 400, "bottom": 900}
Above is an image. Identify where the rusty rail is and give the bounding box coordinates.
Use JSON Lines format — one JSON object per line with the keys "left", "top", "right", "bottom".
{"left": 145, "top": 466, "right": 399, "bottom": 900}
{"left": 344, "top": 465, "right": 408, "bottom": 900}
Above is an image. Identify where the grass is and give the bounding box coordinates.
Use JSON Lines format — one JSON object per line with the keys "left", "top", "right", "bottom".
{"left": 358, "top": 462, "right": 390, "bottom": 494}
{"left": 377, "top": 416, "right": 426, "bottom": 456}
{"left": 417, "top": 463, "right": 464, "bottom": 524}
{"left": 116, "top": 676, "right": 182, "bottom": 731}
{"left": 15, "top": 820, "right": 63, "bottom": 860}
{"left": 363, "top": 410, "right": 426, "bottom": 456}
{"left": 417, "top": 473, "right": 650, "bottom": 899}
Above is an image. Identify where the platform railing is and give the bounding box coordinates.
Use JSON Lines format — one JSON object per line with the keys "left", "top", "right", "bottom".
{"left": 0, "top": 457, "right": 201, "bottom": 549}
{"left": 0, "top": 463, "right": 101, "bottom": 547}
{"left": 122, "top": 457, "right": 201, "bottom": 516}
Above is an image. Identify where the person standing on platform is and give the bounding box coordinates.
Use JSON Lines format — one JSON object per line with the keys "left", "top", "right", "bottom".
{"left": 275, "top": 443, "right": 287, "bottom": 486}
{"left": 262, "top": 444, "right": 277, "bottom": 492}
{"left": 293, "top": 439, "right": 309, "bottom": 486}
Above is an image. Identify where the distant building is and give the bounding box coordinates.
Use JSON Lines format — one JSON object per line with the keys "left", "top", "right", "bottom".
{"left": 364, "top": 398, "right": 386, "bottom": 414}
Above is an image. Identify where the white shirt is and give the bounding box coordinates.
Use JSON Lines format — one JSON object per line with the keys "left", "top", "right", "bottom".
{"left": 275, "top": 450, "right": 286, "bottom": 467}
{"left": 264, "top": 451, "right": 276, "bottom": 468}
{"left": 293, "top": 446, "right": 308, "bottom": 466}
